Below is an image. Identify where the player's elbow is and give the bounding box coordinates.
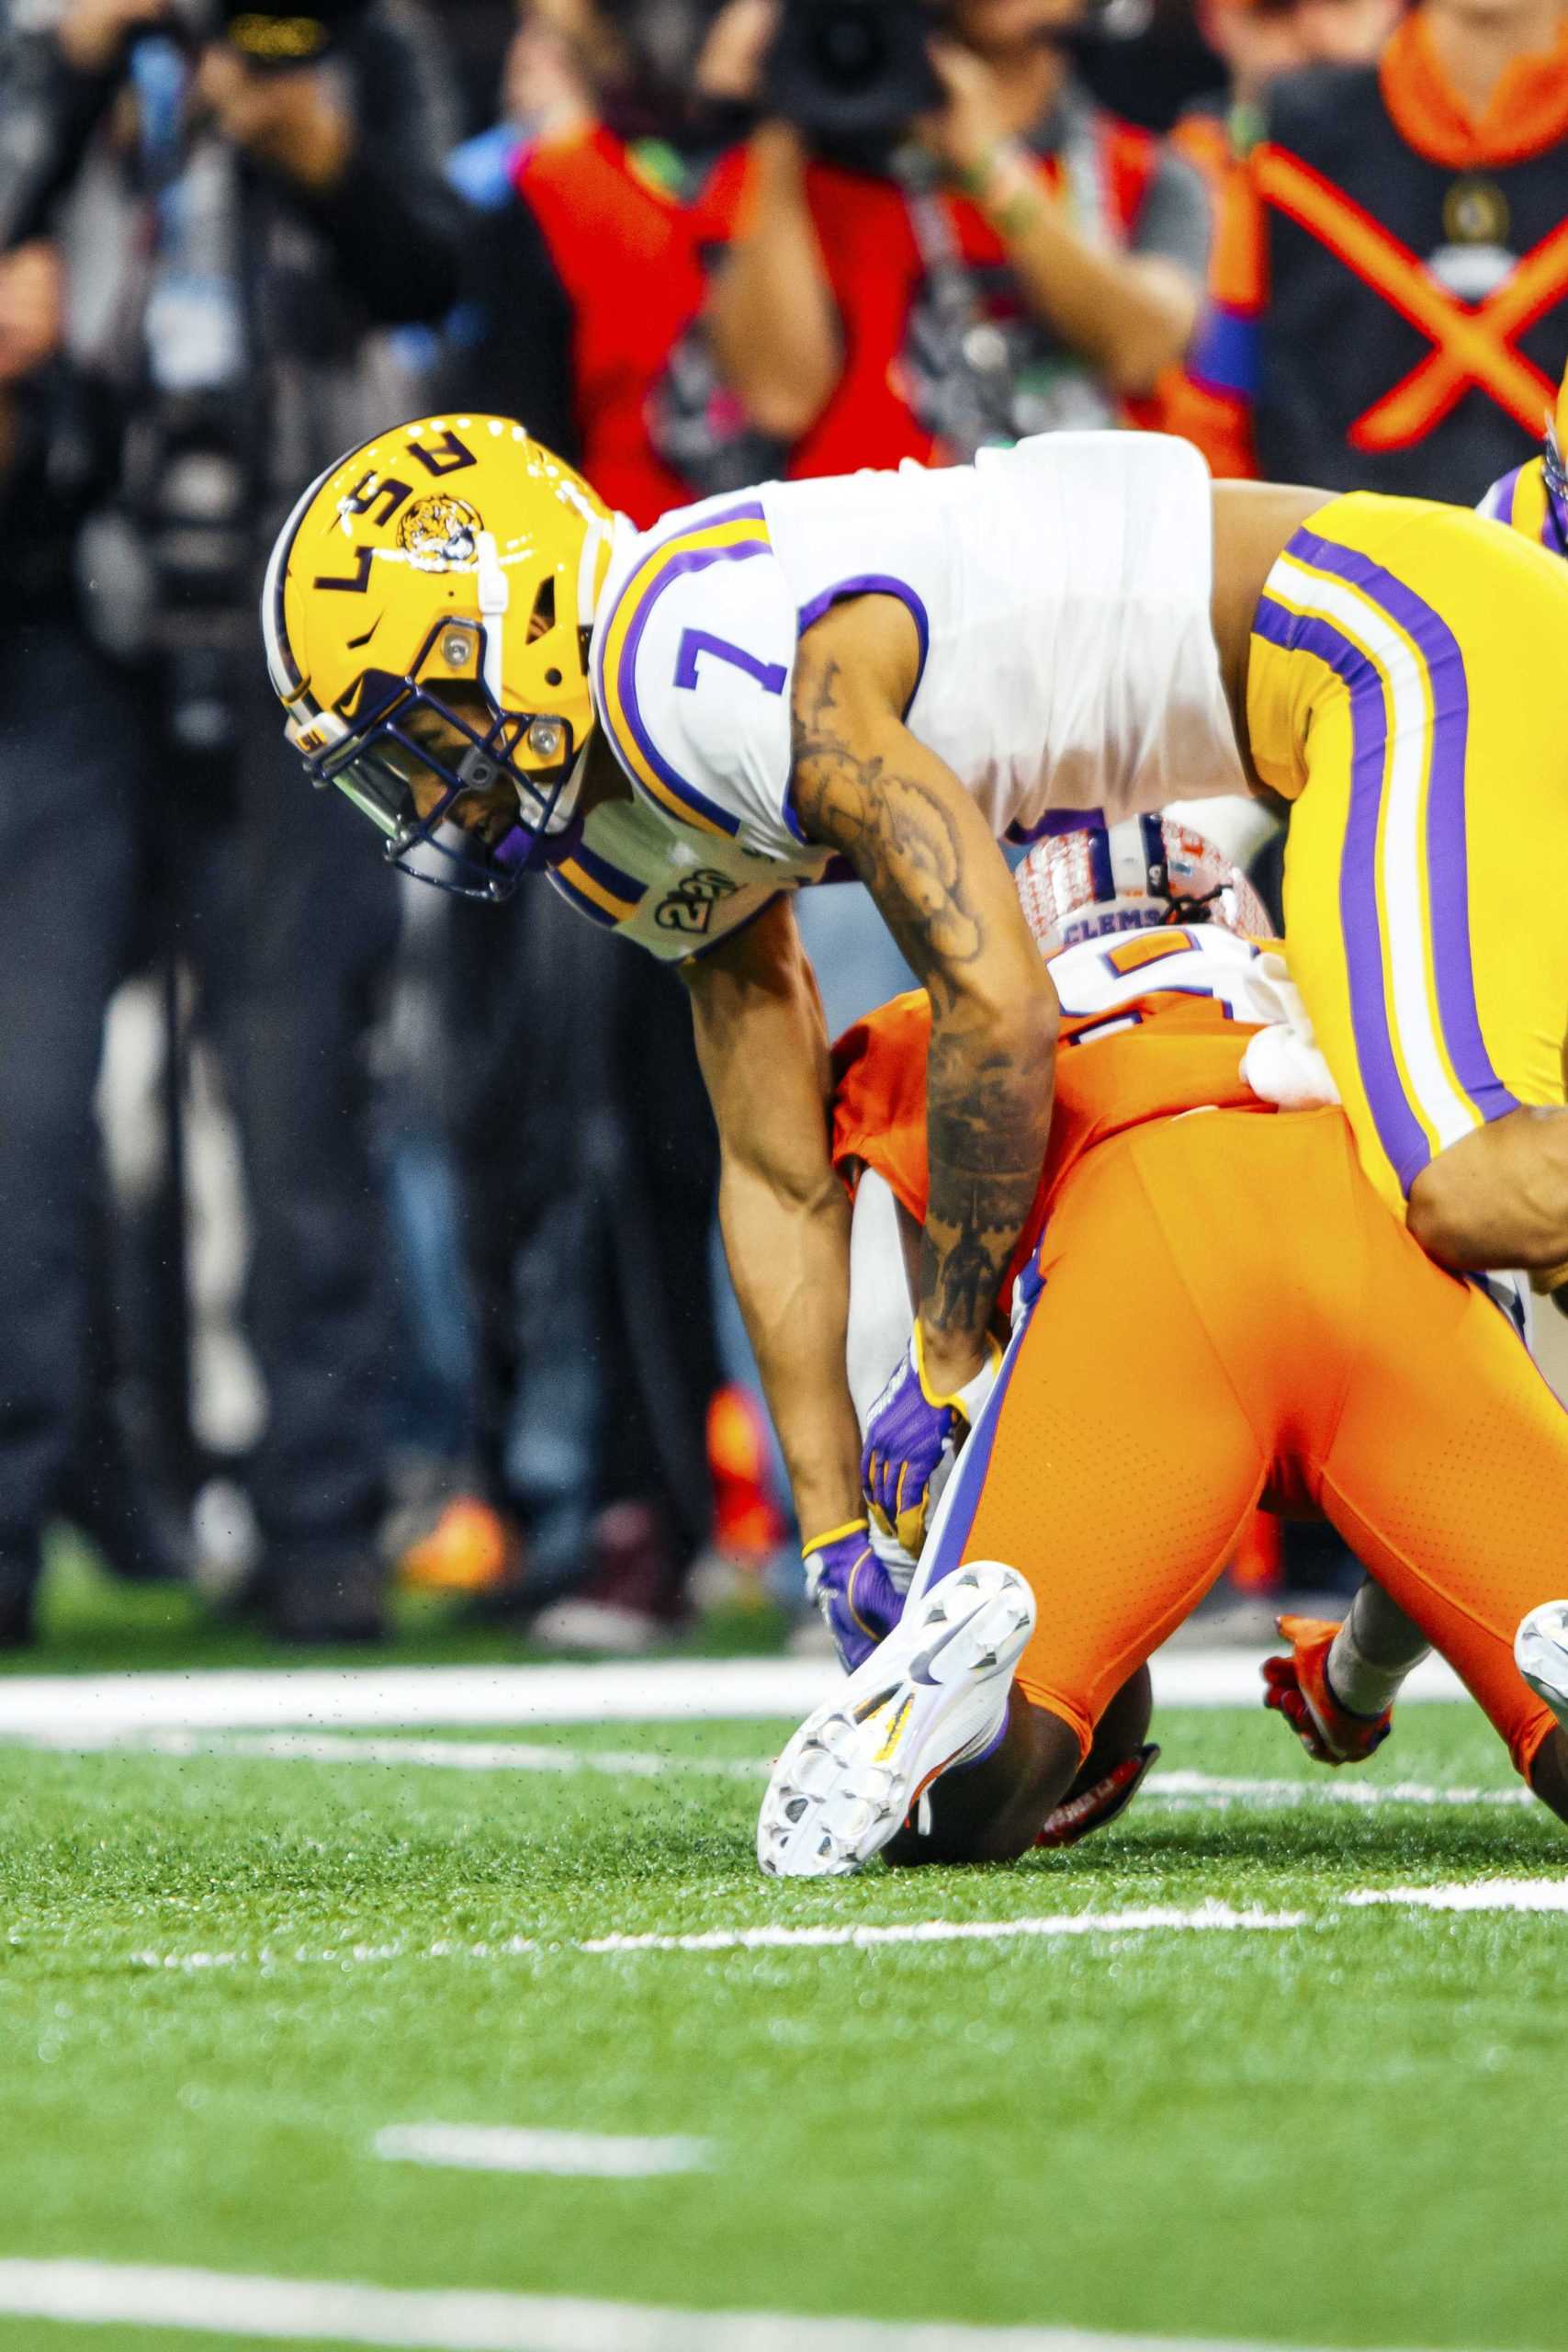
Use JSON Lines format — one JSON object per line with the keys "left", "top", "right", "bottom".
{"left": 1405, "top": 1161, "right": 1478, "bottom": 1270}
{"left": 1408, "top": 1112, "right": 1568, "bottom": 1272}
{"left": 957, "top": 955, "right": 1059, "bottom": 1071}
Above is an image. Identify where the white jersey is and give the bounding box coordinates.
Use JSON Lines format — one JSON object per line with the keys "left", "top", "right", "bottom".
{"left": 1051, "top": 920, "right": 1270, "bottom": 1028}
{"left": 552, "top": 433, "right": 1247, "bottom": 960}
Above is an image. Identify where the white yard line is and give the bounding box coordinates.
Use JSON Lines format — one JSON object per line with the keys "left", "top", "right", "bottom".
{"left": 0, "top": 1661, "right": 831, "bottom": 1737}
{"left": 574, "top": 1905, "right": 1306, "bottom": 1952}
{"left": 1147, "top": 1771, "right": 1531, "bottom": 1812}
{"left": 4, "top": 1733, "right": 1530, "bottom": 1816}
{"left": 1344, "top": 1878, "right": 1568, "bottom": 1913}
{"left": 127, "top": 1904, "right": 1307, "bottom": 1975}
{"left": 373, "top": 2126, "right": 712, "bottom": 2178}
{"left": 123, "top": 1878, "right": 1568, "bottom": 1978}
{"left": 10, "top": 1726, "right": 766, "bottom": 1781}
{"left": 0, "top": 2257, "right": 1428, "bottom": 2351}
{"left": 0, "top": 1648, "right": 1468, "bottom": 1737}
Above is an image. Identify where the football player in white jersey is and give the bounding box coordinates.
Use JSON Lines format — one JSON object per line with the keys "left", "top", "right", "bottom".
{"left": 263, "top": 413, "right": 1568, "bottom": 1600}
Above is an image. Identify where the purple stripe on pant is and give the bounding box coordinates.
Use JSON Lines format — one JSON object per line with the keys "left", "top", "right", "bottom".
{"left": 918, "top": 1266, "right": 1042, "bottom": 1593}
{"left": 1283, "top": 524, "right": 1518, "bottom": 1137}
{"left": 1253, "top": 593, "right": 1431, "bottom": 1193}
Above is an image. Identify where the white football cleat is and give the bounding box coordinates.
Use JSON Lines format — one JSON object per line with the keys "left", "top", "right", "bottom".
{"left": 1516, "top": 1601, "right": 1568, "bottom": 1730}
{"left": 757, "top": 1559, "right": 1036, "bottom": 1879}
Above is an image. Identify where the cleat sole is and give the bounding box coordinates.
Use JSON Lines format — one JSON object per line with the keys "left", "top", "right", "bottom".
{"left": 757, "top": 1561, "right": 1036, "bottom": 1879}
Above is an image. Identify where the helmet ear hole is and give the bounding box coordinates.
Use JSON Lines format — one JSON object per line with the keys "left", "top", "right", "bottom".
{"left": 528, "top": 577, "right": 557, "bottom": 641}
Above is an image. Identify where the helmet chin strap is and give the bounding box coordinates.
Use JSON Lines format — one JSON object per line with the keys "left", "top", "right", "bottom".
{"left": 576, "top": 510, "right": 636, "bottom": 628}
{"left": 475, "top": 529, "right": 510, "bottom": 707}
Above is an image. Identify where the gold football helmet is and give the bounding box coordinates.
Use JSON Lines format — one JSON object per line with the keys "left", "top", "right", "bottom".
{"left": 263, "top": 415, "right": 621, "bottom": 899}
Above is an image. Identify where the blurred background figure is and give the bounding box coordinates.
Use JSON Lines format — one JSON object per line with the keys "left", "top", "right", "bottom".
{"left": 405, "top": 0, "right": 784, "bottom": 1645}
{"left": 0, "top": 0, "right": 462, "bottom": 1645}
{"left": 439, "top": 0, "right": 782, "bottom": 514}
{"left": 705, "top": 0, "right": 1212, "bottom": 470}
{"left": 1172, "top": 0, "right": 1400, "bottom": 184}
{"left": 1176, "top": 0, "right": 1568, "bottom": 496}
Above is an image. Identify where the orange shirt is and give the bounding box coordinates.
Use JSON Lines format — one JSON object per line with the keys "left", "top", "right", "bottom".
{"left": 831, "top": 989, "right": 1274, "bottom": 1306}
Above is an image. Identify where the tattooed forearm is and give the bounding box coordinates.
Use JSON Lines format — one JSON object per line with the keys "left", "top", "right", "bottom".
{"left": 792, "top": 647, "right": 1057, "bottom": 1374}
{"left": 921, "top": 1027, "right": 1054, "bottom": 1361}
{"left": 793, "top": 657, "right": 983, "bottom": 999}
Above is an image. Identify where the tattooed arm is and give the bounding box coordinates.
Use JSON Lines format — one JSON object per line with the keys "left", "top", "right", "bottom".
{"left": 682, "top": 893, "right": 863, "bottom": 1544}
{"left": 791, "top": 596, "right": 1059, "bottom": 1392}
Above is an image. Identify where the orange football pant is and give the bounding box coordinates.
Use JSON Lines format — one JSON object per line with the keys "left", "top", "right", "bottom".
{"left": 921, "top": 1106, "right": 1563, "bottom": 1779}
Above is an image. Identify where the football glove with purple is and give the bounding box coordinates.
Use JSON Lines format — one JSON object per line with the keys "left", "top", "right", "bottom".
{"left": 801, "top": 1521, "right": 904, "bottom": 1674}
{"left": 862, "top": 1328, "right": 1002, "bottom": 1557}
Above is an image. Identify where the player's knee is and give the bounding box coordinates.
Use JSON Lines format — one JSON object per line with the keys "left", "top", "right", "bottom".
{"left": 885, "top": 1696, "right": 1080, "bottom": 1867}
{"left": 981, "top": 1699, "right": 1084, "bottom": 1860}
{"left": 1078, "top": 1668, "right": 1153, "bottom": 1784}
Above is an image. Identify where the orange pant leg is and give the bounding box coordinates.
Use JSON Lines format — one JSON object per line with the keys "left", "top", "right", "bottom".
{"left": 916, "top": 1121, "right": 1273, "bottom": 1757}
{"left": 1316, "top": 1178, "right": 1567, "bottom": 1780}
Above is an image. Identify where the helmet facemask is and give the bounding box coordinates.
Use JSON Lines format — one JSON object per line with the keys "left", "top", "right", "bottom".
{"left": 295, "top": 527, "right": 592, "bottom": 903}
{"left": 1544, "top": 414, "right": 1568, "bottom": 555}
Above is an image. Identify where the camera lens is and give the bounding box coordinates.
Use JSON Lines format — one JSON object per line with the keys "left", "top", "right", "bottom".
{"left": 814, "top": 10, "right": 886, "bottom": 87}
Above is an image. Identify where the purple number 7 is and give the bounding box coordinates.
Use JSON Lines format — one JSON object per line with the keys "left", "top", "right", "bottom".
{"left": 674, "top": 628, "right": 787, "bottom": 697}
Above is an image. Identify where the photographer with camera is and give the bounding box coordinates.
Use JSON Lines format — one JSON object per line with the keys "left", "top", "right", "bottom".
{"left": 706, "top": 0, "right": 1211, "bottom": 469}
{"left": 0, "top": 0, "right": 463, "bottom": 1645}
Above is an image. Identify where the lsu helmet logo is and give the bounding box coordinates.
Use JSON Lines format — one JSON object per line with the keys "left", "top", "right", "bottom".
{"left": 395, "top": 494, "right": 484, "bottom": 571}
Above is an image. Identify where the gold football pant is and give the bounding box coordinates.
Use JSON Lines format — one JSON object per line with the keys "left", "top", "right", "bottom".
{"left": 1247, "top": 492, "right": 1568, "bottom": 1216}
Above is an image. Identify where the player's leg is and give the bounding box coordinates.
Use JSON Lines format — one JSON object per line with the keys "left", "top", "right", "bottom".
{"left": 1314, "top": 1134, "right": 1568, "bottom": 1805}
{"left": 1252, "top": 496, "right": 1568, "bottom": 1254}
{"left": 758, "top": 1125, "right": 1270, "bottom": 1875}
{"left": 881, "top": 1666, "right": 1156, "bottom": 1866}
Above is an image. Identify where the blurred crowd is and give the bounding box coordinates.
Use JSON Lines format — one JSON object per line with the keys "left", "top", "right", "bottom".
{"left": 1, "top": 0, "right": 1563, "bottom": 1648}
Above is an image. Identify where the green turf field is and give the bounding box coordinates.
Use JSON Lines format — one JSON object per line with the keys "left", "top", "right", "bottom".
{"left": 0, "top": 1689, "right": 1562, "bottom": 2352}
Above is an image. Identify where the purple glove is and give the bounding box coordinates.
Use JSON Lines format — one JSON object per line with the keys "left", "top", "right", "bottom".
{"left": 861, "top": 1329, "right": 1001, "bottom": 1557}
{"left": 801, "top": 1521, "right": 904, "bottom": 1673}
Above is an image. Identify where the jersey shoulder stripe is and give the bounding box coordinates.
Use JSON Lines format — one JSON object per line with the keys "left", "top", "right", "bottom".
{"left": 549, "top": 842, "right": 649, "bottom": 926}
{"left": 593, "top": 501, "right": 775, "bottom": 840}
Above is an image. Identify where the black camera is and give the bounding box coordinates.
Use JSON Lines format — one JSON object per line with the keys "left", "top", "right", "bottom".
{"left": 763, "top": 0, "right": 943, "bottom": 158}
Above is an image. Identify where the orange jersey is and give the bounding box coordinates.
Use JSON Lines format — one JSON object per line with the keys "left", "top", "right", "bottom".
{"left": 831, "top": 984, "right": 1274, "bottom": 1306}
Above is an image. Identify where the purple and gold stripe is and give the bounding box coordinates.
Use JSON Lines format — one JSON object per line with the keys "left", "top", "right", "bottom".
{"left": 1254, "top": 593, "right": 1430, "bottom": 1190}
{"left": 594, "top": 503, "right": 773, "bottom": 839}
{"left": 1288, "top": 526, "right": 1520, "bottom": 1135}
{"left": 548, "top": 842, "right": 649, "bottom": 929}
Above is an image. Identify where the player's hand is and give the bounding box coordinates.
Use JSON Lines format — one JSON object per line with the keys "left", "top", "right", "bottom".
{"left": 196, "top": 49, "right": 354, "bottom": 191}
{"left": 918, "top": 36, "right": 1010, "bottom": 187}
{"left": 862, "top": 1327, "right": 1001, "bottom": 1558}
{"left": 1262, "top": 1613, "right": 1393, "bottom": 1766}
{"left": 694, "top": 0, "right": 779, "bottom": 103}
{"left": 802, "top": 1521, "right": 903, "bottom": 1674}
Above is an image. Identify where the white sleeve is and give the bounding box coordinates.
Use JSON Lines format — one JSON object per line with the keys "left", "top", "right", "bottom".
{"left": 598, "top": 537, "right": 802, "bottom": 864}
{"left": 846, "top": 1170, "right": 917, "bottom": 1433}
